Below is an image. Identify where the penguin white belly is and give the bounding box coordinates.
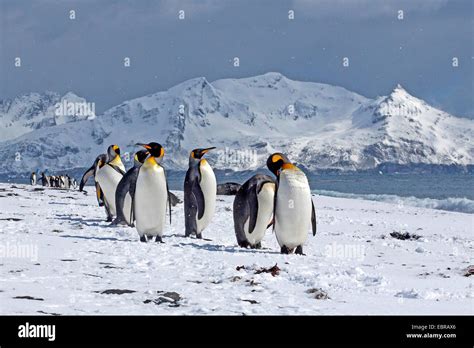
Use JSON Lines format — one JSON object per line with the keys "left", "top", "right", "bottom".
{"left": 134, "top": 164, "right": 167, "bottom": 237}
{"left": 275, "top": 169, "right": 312, "bottom": 250}
{"left": 196, "top": 160, "right": 216, "bottom": 233}
{"left": 123, "top": 192, "right": 133, "bottom": 225}
{"left": 96, "top": 165, "right": 123, "bottom": 216}
{"left": 244, "top": 183, "right": 275, "bottom": 245}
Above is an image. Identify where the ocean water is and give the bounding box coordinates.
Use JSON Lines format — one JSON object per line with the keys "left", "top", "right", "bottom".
{"left": 3, "top": 171, "right": 473, "bottom": 214}
{"left": 210, "top": 172, "right": 474, "bottom": 214}
{"left": 306, "top": 173, "right": 474, "bottom": 214}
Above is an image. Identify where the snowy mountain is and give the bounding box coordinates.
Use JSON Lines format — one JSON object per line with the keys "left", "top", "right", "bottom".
{"left": 0, "top": 73, "right": 472, "bottom": 175}
{"left": 0, "top": 91, "right": 95, "bottom": 142}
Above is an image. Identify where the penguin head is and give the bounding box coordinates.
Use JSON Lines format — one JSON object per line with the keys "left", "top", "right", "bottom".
{"left": 267, "top": 152, "right": 292, "bottom": 176}
{"left": 190, "top": 147, "right": 216, "bottom": 160}
{"left": 95, "top": 154, "right": 107, "bottom": 169}
{"left": 134, "top": 149, "right": 149, "bottom": 165}
{"left": 107, "top": 145, "right": 121, "bottom": 160}
{"left": 136, "top": 142, "right": 164, "bottom": 159}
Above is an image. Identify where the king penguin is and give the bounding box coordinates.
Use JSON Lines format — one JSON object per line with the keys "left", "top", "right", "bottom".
{"left": 95, "top": 145, "right": 126, "bottom": 221}
{"left": 267, "top": 153, "right": 317, "bottom": 255}
{"left": 112, "top": 149, "right": 149, "bottom": 226}
{"left": 30, "top": 172, "right": 37, "bottom": 186}
{"left": 80, "top": 154, "right": 108, "bottom": 209}
{"left": 134, "top": 142, "right": 170, "bottom": 242}
{"left": 184, "top": 147, "right": 217, "bottom": 239}
{"left": 233, "top": 174, "right": 276, "bottom": 249}
{"left": 40, "top": 172, "right": 49, "bottom": 187}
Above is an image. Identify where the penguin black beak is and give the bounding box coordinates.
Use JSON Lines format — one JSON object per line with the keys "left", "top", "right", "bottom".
{"left": 136, "top": 143, "right": 152, "bottom": 150}
{"left": 201, "top": 147, "right": 216, "bottom": 154}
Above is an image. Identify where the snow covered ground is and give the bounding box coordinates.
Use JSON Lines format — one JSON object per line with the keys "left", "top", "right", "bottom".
{"left": 0, "top": 183, "right": 472, "bottom": 315}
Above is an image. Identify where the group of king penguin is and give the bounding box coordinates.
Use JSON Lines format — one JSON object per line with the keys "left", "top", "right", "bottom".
{"left": 80, "top": 143, "right": 316, "bottom": 254}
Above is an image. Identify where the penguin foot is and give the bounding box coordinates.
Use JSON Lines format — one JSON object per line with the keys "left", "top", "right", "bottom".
{"left": 196, "top": 234, "right": 202, "bottom": 239}
{"left": 238, "top": 241, "right": 250, "bottom": 248}
{"left": 255, "top": 242, "right": 262, "bottom": 250}
{"left": 280, "top": 246, "right": 291, "bottom": 254}
{"left": 139, "top": 236, "right": 147, "bottom": 243}
{"left": 155, "top": 235, "right": 164, "bottom": 243}
{"left": 106, "top": 216, "right": 113, "bottom": 222}
{"left": 110, "top": 218, "right": 127, "bottom": 226}
{"left": 295, "top": 245, "right": 306, "bottom": 256}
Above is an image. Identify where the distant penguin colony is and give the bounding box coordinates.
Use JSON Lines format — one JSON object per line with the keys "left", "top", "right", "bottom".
{"left": 31, "top": 171, "right": 77, "bottom": 190}
{"left": 74, "top": 144, "right": 318, "bottom": 254}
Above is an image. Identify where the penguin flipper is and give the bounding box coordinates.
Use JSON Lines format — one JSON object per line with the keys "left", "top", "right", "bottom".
{"left": 114, "top": 173, "right": 132, "bottom": 225}
{"left": 168, "top": 192, "right": 180, "bottom": 206}
{"left": 272, "top": 179, "right": 279, "bottom": 232}
{"left": 311, "top": 198, "right": 317, "bottom": 236}
{"left": 192, "top": 181, "right": 206, "bottom": 220}
{"left": 79, "top": 164, "right": 95, "bottom": 191}
{"left": 96, "top": 182, "right": 105, "bottom": 206}
{"left": 184, "top": 195, "right": 199, "bottom": 237}
{"left": 162, "top": 166, "right": 172, "bottom": 225}
{"left": 108, "top": 163, "right": 126, "bottom": 175}
{"left": 248, "top": 186, "right": 259, "bottom": 234}
{"left": 128, "top": 169, "right": 139, "bottom": 224}
{"left": 103, "top": 199, "right": 113, "bottom": 222}
{"left": 266, "top": 217, "right": 274, "bottom": 229}
{"left": 233, "top": 187, "right": 250, "bottom": 246}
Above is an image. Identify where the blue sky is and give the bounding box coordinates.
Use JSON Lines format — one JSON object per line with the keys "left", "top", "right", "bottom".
{"left": 1, "top": 0, "right": 473, "bottom": 117}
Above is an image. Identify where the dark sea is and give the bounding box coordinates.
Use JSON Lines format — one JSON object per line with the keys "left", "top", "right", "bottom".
{"left": 179, "top": 171, "right": 473, "bottom": 214}
{"left": 2, "top": 171, "right": 473, "bottom": 214}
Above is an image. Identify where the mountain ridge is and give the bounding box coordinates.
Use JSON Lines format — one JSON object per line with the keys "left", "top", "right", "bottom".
{"left": 0, "top": 72, "right": 472, "bottom": 175}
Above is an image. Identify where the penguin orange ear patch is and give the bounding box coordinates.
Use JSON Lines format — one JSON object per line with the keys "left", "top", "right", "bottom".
{"left": 272, "top": 154, "right": 283, "bottom": 163}
{"left": 282, "top": 163, "right": 298, "bottom": 170}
